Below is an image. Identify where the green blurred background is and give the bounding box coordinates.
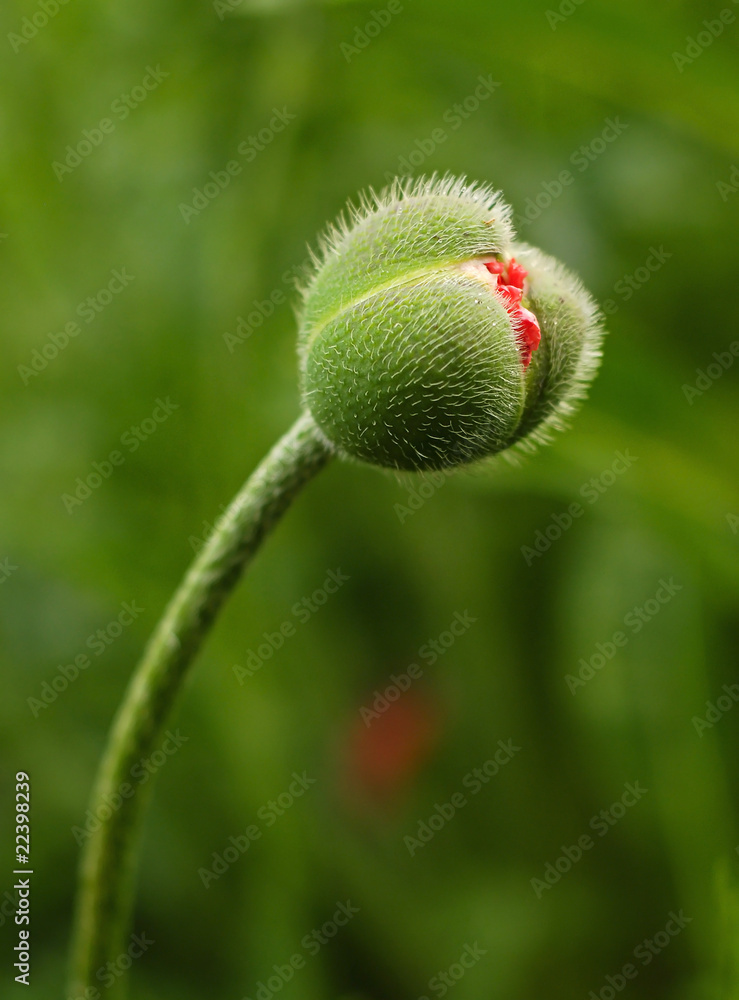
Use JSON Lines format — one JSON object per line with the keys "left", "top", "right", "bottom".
{"left": 2, "top": 0, "right": 739, "bottom": 996}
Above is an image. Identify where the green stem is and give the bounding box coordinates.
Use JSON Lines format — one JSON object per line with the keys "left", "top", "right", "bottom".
{"left": 67, "top": 411, "right": 332, "bottom": 998}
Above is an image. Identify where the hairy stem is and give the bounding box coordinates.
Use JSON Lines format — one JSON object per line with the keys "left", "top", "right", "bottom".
{"left": 67, "top": 411, "right": 332, "bottom": 998}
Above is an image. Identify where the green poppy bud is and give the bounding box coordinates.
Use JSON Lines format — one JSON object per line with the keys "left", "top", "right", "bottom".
{"left": 298, "top": 175, "right": 604, "bottom": 471}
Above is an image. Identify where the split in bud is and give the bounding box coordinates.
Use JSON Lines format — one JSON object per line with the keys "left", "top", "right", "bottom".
{"left": 482, "top": 257, "right": 541, "bottom": 368}
{"left": 297, "top": 174, "right": 605, "bottom": 471}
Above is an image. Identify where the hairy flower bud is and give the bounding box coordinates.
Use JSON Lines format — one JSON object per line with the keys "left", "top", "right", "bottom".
{"left": 297, "top": 175, "right": 604, "bottom": 471}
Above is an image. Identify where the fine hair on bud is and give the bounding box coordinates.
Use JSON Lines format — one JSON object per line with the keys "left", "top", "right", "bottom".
{"left": 297, "top": 174, "right": 605, "bottom": 472}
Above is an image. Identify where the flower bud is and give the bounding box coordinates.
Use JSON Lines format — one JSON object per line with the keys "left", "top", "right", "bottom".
{"left": 298, "top": 175, "right": 604, "bottom": 471}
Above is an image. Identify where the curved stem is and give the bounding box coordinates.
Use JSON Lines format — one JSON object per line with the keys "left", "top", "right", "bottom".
{"left": 67, "top": 411, "right": 332, "bottom": 998}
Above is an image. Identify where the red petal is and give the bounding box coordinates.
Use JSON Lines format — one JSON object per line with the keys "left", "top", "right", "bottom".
{"left": 481, "top": 256, "right": 541, "bottom": 369}
{"left": 497, "top": 283, "right": 523, "bottom": 309}
{"left": 515, "top": 307, "right": 541, "bottom": 369}
{"left": 484, "top": 260, "right": 505, "bottom": 275}
{"left": 506, "top": 259, "right": 527, "bottom": 289}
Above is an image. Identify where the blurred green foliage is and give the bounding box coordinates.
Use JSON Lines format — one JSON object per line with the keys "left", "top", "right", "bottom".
{"left": 1, "top": 0, "right": 738, "bottom": 997}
